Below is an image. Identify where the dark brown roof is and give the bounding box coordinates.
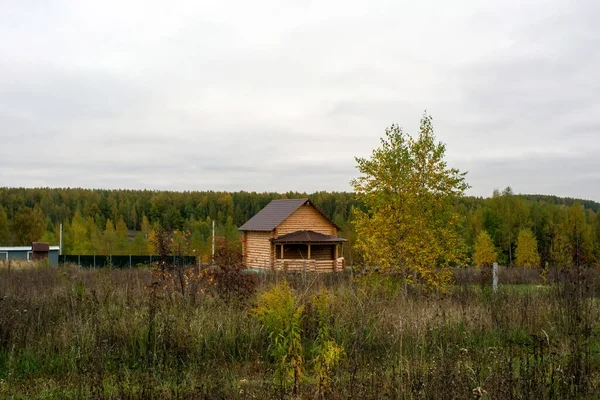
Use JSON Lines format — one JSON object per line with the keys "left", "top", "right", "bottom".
{"left": 32, "top": 242, "right": 50, "bottom": 252}
{"left": 238, "top": 198, "right": 341, "bottom": 231}
{"left": 271, "top": 230, "right": 348, "bottom": 244}
{"left": 238, "top": 198, "right": 309, "bottom": 231}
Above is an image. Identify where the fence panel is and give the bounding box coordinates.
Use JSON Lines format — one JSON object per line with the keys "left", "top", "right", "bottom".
{"left": 131, "top": 256, "right": 152, "bottom": 266}
{"left": 59, "top": 255, "right": 198, "bottom": 268}
{"left": 79, "top": 255, "right": 95, "bottom": 267}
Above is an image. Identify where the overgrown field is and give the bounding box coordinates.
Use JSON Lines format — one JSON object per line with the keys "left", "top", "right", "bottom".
{"left": 1, "top": 265, "right": 599, "bottom": 399}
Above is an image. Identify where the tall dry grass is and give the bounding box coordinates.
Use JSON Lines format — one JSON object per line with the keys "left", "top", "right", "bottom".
{"left": 0, "top": 265, "right": 599, "bottom": 399}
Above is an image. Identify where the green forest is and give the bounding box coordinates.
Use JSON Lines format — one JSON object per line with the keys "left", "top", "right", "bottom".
{"left": 1, "top": 187, "right": 599, "bottom": 267}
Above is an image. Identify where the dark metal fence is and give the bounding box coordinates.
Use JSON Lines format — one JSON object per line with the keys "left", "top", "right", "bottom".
{"left": 58, "top": 255, "right": 197, "bottom": 268}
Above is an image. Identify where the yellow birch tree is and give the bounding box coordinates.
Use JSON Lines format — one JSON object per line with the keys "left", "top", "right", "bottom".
{"left": 351, "top": 114, "right": 469, "bottom": 289}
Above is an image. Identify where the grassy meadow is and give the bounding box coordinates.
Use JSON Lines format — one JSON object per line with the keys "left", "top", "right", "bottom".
{"left": 1, "top": 263, "right": 599, "bottom": 399}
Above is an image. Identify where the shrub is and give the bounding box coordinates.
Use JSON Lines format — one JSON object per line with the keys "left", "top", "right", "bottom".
{"left": 209, "top": 238, "right": 257, "bottom": 303}
{"left": 309, "top": 290, "right": 344, "bottom": 396}
{"left": 253, "top": 280, "right": 304, "bottom": 395}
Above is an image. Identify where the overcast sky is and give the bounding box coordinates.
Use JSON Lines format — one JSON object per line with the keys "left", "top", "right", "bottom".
{"left": 1, "top": 0, "right": 599, "bottom": 200}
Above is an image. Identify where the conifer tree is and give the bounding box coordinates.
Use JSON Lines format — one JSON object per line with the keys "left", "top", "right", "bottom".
{"left": 103, "top": 219, "right": 116, "bottom": 255}
{"left": 0, "top": 206, "right": 10, "bottom": 244}
{"left": 11, "top": 207, "right": 45, "bottom": 246}
{"left": 515, "top": 228, "right": 541, "bottom": 268}
{"left": 473, "top": 231, "right": 497, "bottom": 268}
{"left": 115, "top": 217, "right": 129, "bottom": 254}
{"left": 67, "top": 210, "right": 90, "bottom": 254}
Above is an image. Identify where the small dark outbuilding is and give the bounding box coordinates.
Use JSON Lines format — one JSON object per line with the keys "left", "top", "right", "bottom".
{"left": 31, "top": 242, "right": 51, "bottom": 261}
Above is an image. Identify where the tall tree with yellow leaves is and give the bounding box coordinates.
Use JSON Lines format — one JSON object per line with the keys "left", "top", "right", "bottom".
{"left": 473, "top": 231, "right": 497, "bottom": 268}
{"left": 515, "top": 228, "right": 541, "bottom": 268}
{"left": 351, "top": 114, "right": 469, "bottom": 289}
{"left": 11, "top": 206, "right": 45, "bottom": 246}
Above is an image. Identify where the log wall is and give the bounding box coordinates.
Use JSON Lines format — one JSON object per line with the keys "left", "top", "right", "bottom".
{"left": 311, "top": 245, "right": 335, "bottom": 260}
{"left": 276, "top": 204, "right": 337, "bottom": 236}
{"left": 244, "top": 231, "right": 274, "bottom": 269}
{"left": 282, "top": 244, "right": 309, "bottom": 259}
{"left": 272, "top": 259, "right": 342, "bottom": 273}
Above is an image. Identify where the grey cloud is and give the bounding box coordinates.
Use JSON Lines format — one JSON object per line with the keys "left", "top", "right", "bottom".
{"left": 1, "top": 0, "right": 599, "bottom": 200}
{"left": 0, "top": 67, "right": 150, "bottom": 123}
{"left": 325, "top": 100, "right": 418, "bottom": 120}
{"left": 456, "top": 151, "right": 600, "bottom": 200}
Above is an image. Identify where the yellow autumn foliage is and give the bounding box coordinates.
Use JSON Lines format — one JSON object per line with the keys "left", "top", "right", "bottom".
{"left": 515, "top": 228, "right": 541, "bottom": 268}
{"left": 473, "top": 230, "right": 497, "bottom": 268}
{"left": 351, "top": 114, "right": 469, "bottom": 289}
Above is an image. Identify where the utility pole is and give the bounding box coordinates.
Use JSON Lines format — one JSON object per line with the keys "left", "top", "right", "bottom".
{"left": 211, "top": 220, "right": 215, "bottom": 265}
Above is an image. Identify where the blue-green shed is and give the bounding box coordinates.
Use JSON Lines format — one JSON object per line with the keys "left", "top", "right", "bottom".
{"left": 0, "top": 245, "right": 60, "bottom": 265}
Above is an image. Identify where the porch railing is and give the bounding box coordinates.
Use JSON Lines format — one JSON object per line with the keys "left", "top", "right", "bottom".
{"left": 273, "top": 257, "right": 344, "bottom": 272}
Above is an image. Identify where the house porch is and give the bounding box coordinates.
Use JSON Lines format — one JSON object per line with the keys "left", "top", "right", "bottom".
{"left": 270, "top": 230, "right": 347, "bottom": 272}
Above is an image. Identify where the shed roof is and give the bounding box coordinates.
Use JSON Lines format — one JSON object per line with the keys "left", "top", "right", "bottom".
{"left": 270, "top": 230, "right": 348, "bottom": 244}
{"left": 32, "top": 242, "right": 50, "bottom": 252}
{"left": 0, "top": 246, "right": 60, "bottom": 251}
{"left": 240, "top": 198, "right": 340, "bottom": 231}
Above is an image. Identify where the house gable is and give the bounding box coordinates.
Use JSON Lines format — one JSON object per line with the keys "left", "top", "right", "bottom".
{"left": 238, "top": 198, "right": 308, "bottom": 231}
{"left": 275, "top": 203, "right": 337, "bottom": 237}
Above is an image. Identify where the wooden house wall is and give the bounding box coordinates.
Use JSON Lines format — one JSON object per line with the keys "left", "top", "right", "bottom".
{"left": 275, "top": 204, "right": 337, "bottom": 236}
{"left": 273, "top": 259, "right": 338, "bottom": 272}
{"left": 282, "top": 244, "right": 307, "bottom": 260}
{"left": 310, "top": 245, "right": 335, "bottom": 260}
{"left": 243, "top": 231, "right": 274, "bottom": 269}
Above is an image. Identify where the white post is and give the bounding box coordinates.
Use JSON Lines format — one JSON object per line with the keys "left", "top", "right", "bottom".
{"left": 59, "top": 223, "right": 63, "bottom": 255}
{"left": 211, "top": 220, "right": 215, "bottom": 264}
{"left": 492, "top": 262, "right": 498, "bottom": 292}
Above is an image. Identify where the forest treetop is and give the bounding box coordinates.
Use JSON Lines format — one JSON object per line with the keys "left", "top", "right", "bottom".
{"left": 0, "top": 187, "right": 599, "bottom": 267}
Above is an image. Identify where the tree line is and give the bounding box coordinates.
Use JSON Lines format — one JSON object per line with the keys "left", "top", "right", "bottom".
{"left": 0, "top": 187, "right": 599, "bottom": 267}
{"left": 467, "top": 188, "right": 599, "bottom": 269}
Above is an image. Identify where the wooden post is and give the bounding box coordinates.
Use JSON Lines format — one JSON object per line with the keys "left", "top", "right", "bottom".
{"left": 492, "top": 262, "right": 498, "bottom": 292}
{"left": 334, "top": 244, "right": 338, "bottom": 259}
{"left": 280, "top": 244, "right": 284, "bottom": 259}
{"left": 307, "top": 244, "right": 311, "bottom": 259}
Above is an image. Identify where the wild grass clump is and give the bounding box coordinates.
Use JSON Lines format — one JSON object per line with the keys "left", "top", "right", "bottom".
{"left": 0, "top": 259, "right": 51, "bottom": 271}
{"left": 454, "top": 266, "right": 544, "bottom": 285}
{"left": 253, "top": 281, "right": 304, "bottom": 395}
{"left": 0, "top": 265, "right": 599, "bottom": 399}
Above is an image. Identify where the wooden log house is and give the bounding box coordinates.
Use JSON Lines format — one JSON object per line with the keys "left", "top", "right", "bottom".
{"left": 239, "top": 198, "right": 347, "bottom": 272}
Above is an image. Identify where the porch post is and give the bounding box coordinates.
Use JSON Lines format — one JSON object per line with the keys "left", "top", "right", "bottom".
{"left": 307, "top": 244, "right": 311, "bottom": 259}
{"left": 280, "top": 244, "right": 284, "bottom": 259}
{"left": 334, "top": 244, "right": 338, "bottom": 259}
